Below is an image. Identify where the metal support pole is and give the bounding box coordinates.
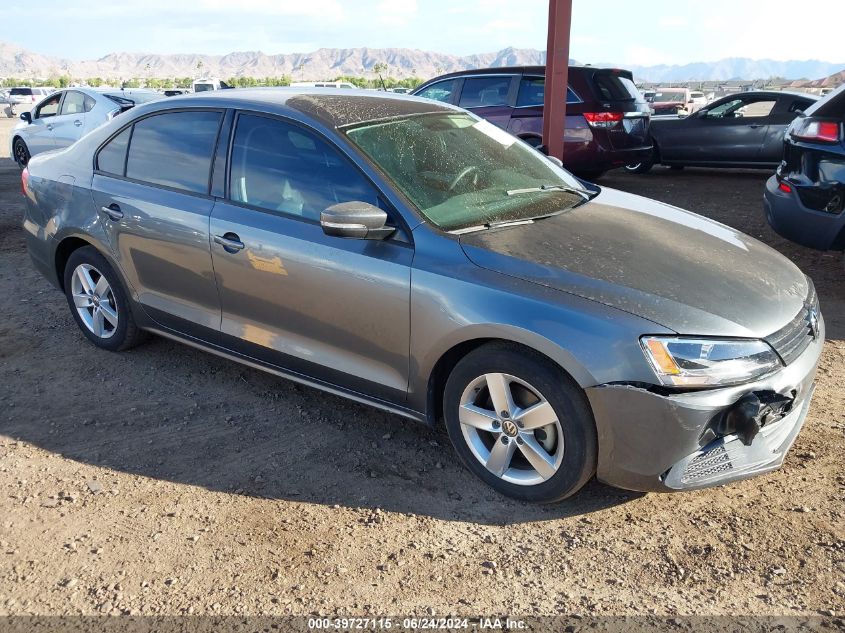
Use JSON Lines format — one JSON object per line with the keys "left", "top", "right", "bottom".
{"left": 542, "top": 0, "right": 573, "bottom": 160}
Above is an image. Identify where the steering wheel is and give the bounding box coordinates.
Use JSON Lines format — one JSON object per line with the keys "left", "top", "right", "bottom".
{"left": 448, "top": 165, "right": 480, "bottom": 192}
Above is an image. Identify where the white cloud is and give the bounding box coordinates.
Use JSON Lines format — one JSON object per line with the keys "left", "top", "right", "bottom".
{"left": 375, "top": 0, "right": 418, "bottom": 26}
{"left": 657, "top": 15, "right": 689, "bottom": 29}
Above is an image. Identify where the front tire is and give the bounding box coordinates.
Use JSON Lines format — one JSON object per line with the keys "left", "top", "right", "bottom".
{"left": 13, "top": 138, "right": 30, "bottom": 169}
{"left": 63, "top": 246, "right": 146, "bottom": 352}
{"left": 443, "top": 343, "right": 597, "bottom": 503}
{"left": 625, "top": 149, "right": 655, "bottom": 174}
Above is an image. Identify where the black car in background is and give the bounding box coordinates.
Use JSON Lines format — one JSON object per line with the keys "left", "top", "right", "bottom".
{"left": 627, "top": 91, "right": 818, "bottom": 173}
{"left": 765, "top": 85, "right": 845, "bottom": 250}
{"left": 412, "top": 66, "right": 652, "bottom": 179}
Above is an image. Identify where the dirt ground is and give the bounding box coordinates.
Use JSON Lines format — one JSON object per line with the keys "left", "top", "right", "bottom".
{"left": 0, "top": 116, "right": 843, "bottom": 620}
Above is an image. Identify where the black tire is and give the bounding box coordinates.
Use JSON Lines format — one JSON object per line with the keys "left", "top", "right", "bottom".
{"left": 624, "top": 150, "right": 655, "bottom": 174}
{"left": 13, "top": 137, "right": 30, "bottom": 169}
{"left": 443, "top": 342, "right": 598, "bottom": 503}
{"left": 63, "top": 246, "right": 147, "bottom": 352}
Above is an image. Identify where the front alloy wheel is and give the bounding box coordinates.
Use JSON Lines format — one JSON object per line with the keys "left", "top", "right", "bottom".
{"left": 444, "top": 343, "right": 597, "bottom": 503}
{"left": 459, "top": 373, "right": 564, "bottom": 486}
{"left": 13, "top": 138, "right": 29, "bottom": 168}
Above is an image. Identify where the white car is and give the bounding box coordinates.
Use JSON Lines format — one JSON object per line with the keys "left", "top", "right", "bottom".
{"left": 5, "top": 87, "right": 55, "bottom": 117}
{"left": 10, "top": 87, "right": 162, "bottom": 167}
{"left": 688, "top": 90, "right": 708, "bottom": 112}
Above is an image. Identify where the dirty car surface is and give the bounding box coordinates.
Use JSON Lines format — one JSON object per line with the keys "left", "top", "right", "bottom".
{"left": 20, "top": 88, "right": 824, "bottom": 502}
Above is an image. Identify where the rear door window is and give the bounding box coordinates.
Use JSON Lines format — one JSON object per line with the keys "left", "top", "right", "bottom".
{"left": 228, "top": 113, "right": 379, "bottom": 221}
{"left": 593, "top": 73, "right": 641, "bottom": 101}
{"left": 516, "top": 77, "right": 580, "bottom": 107}
{"left": 458, "top": 77, "right": 511, "bottom": 108}
{"left": 416, "top": 79, "right": 457, "bottom": 103}
{"left": 125, "top": 110, "right": 222, "bottom": 194}
{"left": 59, "top": 91, "right": 86, "bottom": 116}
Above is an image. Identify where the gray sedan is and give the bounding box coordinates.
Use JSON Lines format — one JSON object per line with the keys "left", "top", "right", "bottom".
{"left": 20, "top": 89, "right": 824, "bottom": 502}
{"left": 10, "top": 87, "right": 162, "bottom": 168}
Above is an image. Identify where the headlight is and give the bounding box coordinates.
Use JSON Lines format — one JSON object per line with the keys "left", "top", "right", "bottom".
{"left": 641, "top": 337, "right": 782, "bottom": 388}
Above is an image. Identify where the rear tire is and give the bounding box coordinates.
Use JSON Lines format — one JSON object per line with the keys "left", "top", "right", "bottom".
{"left": 625, "top": 149, "right": 655, "bottom": 174}
{"left": 63, "top": 246, "right": 147, "bottom": 352}
{"left": 13, "top": 138, "right": 29, "bottom": 169}
{"left": 443, "top": 342, "right": 597, "bottom": 503}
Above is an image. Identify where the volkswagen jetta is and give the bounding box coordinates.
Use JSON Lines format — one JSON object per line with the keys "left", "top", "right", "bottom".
{"left": 21, "top": 89, "right": 824, "bottom": 502}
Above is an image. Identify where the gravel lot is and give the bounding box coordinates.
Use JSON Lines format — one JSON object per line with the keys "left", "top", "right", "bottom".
{"left": 0, "top": 114, "right": 843, "bottom": 619}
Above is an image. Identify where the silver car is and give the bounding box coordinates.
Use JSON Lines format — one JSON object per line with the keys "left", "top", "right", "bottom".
{"left": 20, "top": 89, "right": 824, "bottom": 502}
{"left": 10, "top": 87, "right": 162, "bottom": 167}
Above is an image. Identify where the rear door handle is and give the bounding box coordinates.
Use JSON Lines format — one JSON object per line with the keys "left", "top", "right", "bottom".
{"left": 74, "top": 120, "right": 82, "bottom": 127}
{"left": 99, "top": 204, "right": 124, "bottom": 221}
{"left": 749, "top": 123, "right": 765, "bottom": 129}
{"left": 46, "top": 124, "right": 53, "bottom": 131}
{"left": 213, "top": 233, "right": 245, "bottom": 253}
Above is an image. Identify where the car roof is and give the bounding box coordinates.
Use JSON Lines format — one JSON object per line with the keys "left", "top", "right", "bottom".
{"left": 713, "top": 90, "right": 819, "bottom": 101}
{"left": 417, "top": 65, "right": 636, "bottom": 82}
{"left": 151, "top": 87, "right": 456, "bottom": 128}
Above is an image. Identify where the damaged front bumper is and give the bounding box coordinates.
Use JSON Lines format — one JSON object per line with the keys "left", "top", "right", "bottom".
{"left": 585, "top": 318, "right": 824, "bottom": 493}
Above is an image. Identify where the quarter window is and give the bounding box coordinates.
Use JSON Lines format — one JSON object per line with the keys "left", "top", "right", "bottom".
{"left": 229, "top": 114, "right": 378, "bottom": 221}
{"left": 60, "top": 91, "right": 86, "bottom": 116}
{"left": 459, "top": 77, "right": 511, "bottom": 108}
{"left": 125, "top": 111, "right": 222, "bottom": 194}
{"left": 416, "top": 79, "right": 457, "bottom": 103}
{"left": 516, "top": 77, "right": 579, "bottom": 107}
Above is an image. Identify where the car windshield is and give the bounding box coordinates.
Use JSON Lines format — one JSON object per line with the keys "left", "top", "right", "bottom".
{"left": 654, "top": 92, "right": 686, "bottom": 102}
{"left": 10, "top": 88, "right": 33, "bottom": 96}
{"left": 343, "top": 112, "right": 590, "bottom": 232}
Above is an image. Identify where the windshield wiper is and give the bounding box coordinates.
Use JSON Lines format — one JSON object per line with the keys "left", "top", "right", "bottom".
{"left": 506, "top": 184, "right": 590, "bottom": 200}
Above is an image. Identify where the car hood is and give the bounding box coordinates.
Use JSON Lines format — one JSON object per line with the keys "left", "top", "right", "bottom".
{"left": 459, "top": 187, "right": 809, "bottom": 337}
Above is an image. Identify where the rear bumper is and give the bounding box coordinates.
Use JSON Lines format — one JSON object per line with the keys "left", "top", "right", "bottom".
{"left": 764, "top": 175, "right": 845, "bottom": 250}
{"left": 586, "top": 314, "right": 824, "bottom": 493}
{"left": 564, "top": 143, "right": 653, "bottom": 173}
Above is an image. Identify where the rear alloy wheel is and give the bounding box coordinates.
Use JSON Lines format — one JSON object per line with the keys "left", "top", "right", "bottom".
{"left": 13, "top": 138, "right": 30, "bottom": 169}
{"left": 624, "top": 149, "right": 655, "bottom": 174}
{"left": 63, "top": 246, "right": 146, "bottom": 352}
{"left": 444, "top": 343, "right": 597, "bottom": 503}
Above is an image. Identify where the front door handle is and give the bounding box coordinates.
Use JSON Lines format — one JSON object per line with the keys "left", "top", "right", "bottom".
{"left": 749, "top": 123, "right": 765, "bottom": 129}
{"left": 99, "top": 204, "right": 124, "bottom": 221}
{"left": 213, "top": 233, "right": 245, "bottom": 253}
{"left": 46, "top": 124, "right": 53, "bottom": 131}
{"left": 74, "top": 120, "right": 82, "bottom": 127}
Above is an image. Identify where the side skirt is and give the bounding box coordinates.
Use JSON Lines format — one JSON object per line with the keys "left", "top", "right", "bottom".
{"left": 146, "top": 326, "right": 427, "bottom": 425}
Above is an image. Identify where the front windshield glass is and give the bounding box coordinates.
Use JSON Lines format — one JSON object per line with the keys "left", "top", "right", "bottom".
{"left": 654, "top": 91, "right": 686, "bottom": 102}
{"left": 343, "top": 112, "right": 589, "bottom": 232}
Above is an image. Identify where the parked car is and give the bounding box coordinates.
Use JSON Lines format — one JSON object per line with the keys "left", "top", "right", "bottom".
{"left": 10, "top": 87, "right": 163, "bottom": 168}
{"left": 626, "top": 91, "right": 819, "bottom": 173}
{"left": 5, "top": 87, "right": 55, "bottom": 117}
{"left": 688, "top": 90, "right": 708, "bottom": 112}
{"left": 21, "top": 89, "right": 823, "bottom": 502}
{"left": 412, "top": 66, "right": 652, "bottom": 180}
{"left": 650, "top": 88, "right": 691, "bottom": 116}
{"left": 765, "top": 85, "right": 845, "bottom": 250}
{"left": 163, "top": 89, "right": 192, "bottom": 97}
{"left": 193, "top": 78, "right": 231, "bottom": 92}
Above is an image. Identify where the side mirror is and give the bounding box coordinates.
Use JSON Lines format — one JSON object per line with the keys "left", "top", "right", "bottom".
{"left": 321, "top": 201, "right": 395, "bottom": 240}
{"left": 20, "top": 111, "right": 32, "bottom": 124}
{"left": 546, "top": 155, "right": 563, "bottom": 168}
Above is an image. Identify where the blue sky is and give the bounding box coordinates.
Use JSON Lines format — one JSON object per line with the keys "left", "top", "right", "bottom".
{"left": 4, "top": 0, "right": 844, "bottom": 64}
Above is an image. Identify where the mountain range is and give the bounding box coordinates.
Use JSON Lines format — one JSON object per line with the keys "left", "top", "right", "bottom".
{"left": 0, "top": 41, "right": 842, "bottom": 83}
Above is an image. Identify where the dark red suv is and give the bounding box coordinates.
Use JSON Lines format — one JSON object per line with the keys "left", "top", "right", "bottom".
{"left": 412, "top": 65, "right": 652, "bottom": 179}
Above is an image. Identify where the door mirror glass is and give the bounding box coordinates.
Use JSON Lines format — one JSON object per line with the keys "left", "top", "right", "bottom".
{"left": 19, "top": 111, "right": 31, "bottom": 124}
{"left": 321, "top": 201, "right": 395, "bottom": 240}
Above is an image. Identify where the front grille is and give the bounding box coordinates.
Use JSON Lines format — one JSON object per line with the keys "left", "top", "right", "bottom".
{"left": 765, "top": 281, "right": 819, "bottom": 366}
{"left": 681, "top": 445, "right": 732, "bottom": 484}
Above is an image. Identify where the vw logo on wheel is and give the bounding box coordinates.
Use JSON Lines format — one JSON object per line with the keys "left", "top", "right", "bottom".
{"left": 501, "top": 420, "right": 519, "bottom": 437}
